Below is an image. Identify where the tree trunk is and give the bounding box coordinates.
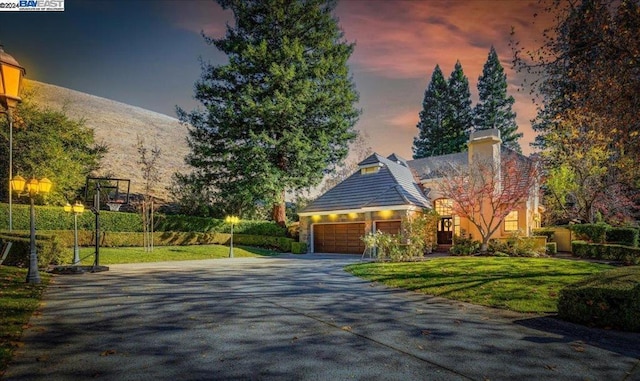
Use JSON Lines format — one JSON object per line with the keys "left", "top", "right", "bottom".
{"left": 272, "top": 201, "right": 286, "bottom": 227}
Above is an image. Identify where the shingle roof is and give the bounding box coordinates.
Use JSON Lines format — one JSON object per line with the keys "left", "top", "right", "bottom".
{"left": 407, "top": 152, "right": 468, "bottom": 180}
{"left": 301, "top": 153, "right": 431, "bottom": 213}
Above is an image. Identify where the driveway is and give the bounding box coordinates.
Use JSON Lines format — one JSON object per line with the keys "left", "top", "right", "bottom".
{"left": 4, "top": 254, "right": 640, "bottom": 381}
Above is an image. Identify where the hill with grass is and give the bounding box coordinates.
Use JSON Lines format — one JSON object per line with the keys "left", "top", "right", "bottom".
{"left": 25, "top": 80, "right": 190, "bottom": 200}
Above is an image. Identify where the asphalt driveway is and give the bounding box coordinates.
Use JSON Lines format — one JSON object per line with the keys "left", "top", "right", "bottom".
{"left": 4, "top": 254, "right": 640, "bottom": 381}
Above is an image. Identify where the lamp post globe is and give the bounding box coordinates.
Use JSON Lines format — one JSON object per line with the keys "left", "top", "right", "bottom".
{"left": 12, "top": 175, "right": 52, "bottom": 284}
{"left": 0, "top": 45, "right": 26, "bottom": 232}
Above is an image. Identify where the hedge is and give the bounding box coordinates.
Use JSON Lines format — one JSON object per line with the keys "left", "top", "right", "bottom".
{"left": 0, "top": 203, "right": 143, "bottom": 232}
{"left": 10, "top": 230, "right": 295, "bottom": 252}
{"left": 606, "top": 227, "right": 639, "bottom": 247}
{"left": 571, "top": 240, "right": 640, "bottom": 265}
{"left": 546, "top": 242, "right": 557, "bottom": 255}
{"left": 558, "top": 266, "right": 640, "bottom": 332}
{"left": 291, "top": 242, "right": 307, "bottom": 254}
{"left": 569, "top": 223, "right": 610, "bottom": 243}
{"left": 0, "top": 203, "right": 287, "bottom": 236}
{"left": 154, "top": 214, "right": 287, "bottom": 236}
{"left": 532, "top": 228, "right": 555, "bottom": 240}
{"left": 0, "top": 232, "right": 64, "bottom": 268}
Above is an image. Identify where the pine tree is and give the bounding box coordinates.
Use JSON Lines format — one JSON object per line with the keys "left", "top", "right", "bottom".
{"left": 178, "top": 0, "right": 360, "bottom": 225}
{"left": 413, "top": 65, "right": 449, "bottom": 158}
{"left": 446, "top": 60, "right": 473, "bottom": 153}
{"left": 474, "top": 46, "right": 522, "bottom": 152}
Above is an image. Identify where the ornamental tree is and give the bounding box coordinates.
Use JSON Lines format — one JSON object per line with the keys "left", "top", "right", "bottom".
{"left": 178, "top": 0, "right": 360, "bottom": 225}
{"left": 437, "top": 153, "right": 539, "bottom": 252}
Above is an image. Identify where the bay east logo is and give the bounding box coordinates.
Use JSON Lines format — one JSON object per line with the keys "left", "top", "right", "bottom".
{"left": 18, "top": 0, "right": 64, "bottom": 11}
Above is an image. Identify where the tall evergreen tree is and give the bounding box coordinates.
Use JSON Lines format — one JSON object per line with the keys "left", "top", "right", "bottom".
{"left": 446, "top": 60, "right": 473, "bottom": 153}
{"left": 474, "top": 46, "right": 522, "bottom": 152}
{"left": 178, "top": 0, "right": 360, "bottom": 225}
{"left": 413, "top": 65, "right": 449, "bottom": 158}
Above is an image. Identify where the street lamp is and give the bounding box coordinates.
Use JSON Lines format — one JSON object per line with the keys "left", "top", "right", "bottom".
{"left": 64, "top": 201, "right": 85, "bottom": 265}
{"left": 11, "top": 175, "right": 52, "bottom": 284}
{"left": 225, "top": 215, "right": 239, "bottom": 258}
{"left": 0, "top": 45, "right": 26, "bottom": 232}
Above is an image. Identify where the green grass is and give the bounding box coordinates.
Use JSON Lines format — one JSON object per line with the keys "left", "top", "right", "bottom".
{"left": 345, "top": 257, "right": 614, "bottom": 313}
{"left": 0, "top": 266, "right": 49, "bottom": 376}
{"left": 73, "top": 244, "right": 279, "bottom": 265}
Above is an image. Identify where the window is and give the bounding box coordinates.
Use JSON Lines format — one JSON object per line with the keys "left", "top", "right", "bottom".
{"left": 505, "top": 210, "right": 518, "bottom": 231}
{"left": 361, "top": 166, "right": 380, "bottom": 175}
{"left": 435, "top": 199, "right": 453, "bottom": 216}
{"left": 454, "top": 215, "right": 461, "bottom": 236}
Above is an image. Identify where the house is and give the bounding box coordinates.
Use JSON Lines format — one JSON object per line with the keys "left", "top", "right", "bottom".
{"left": 298, "top": 129, "right": 542, "bottom": 254}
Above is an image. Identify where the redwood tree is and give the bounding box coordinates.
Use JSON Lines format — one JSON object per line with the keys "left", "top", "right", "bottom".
{"left": 437, "top": 154, "right": 539, "bottom": 252}
{"left": 178, "top": 0, "right": 360, "bottom": 225}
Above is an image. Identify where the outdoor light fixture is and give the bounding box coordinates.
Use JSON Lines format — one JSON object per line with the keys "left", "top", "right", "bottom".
{"left": 11, "top": 175, "right": 52, "bottom": 283}
{"left": 0, "top": 45, "right": 26, "bottom": 232}
{"left": 64, "top": 201, "right": 85, "bottom": 265}
{"left": 225, "top": 215, "right": 240, "bottom": 258}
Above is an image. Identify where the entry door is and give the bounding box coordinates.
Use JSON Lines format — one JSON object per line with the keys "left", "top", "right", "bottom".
{"left": 437, "top": 217, "right": 453, "bottom": 244}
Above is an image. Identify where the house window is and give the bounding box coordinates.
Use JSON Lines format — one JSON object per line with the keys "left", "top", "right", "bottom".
{"left": 361, "top": 166, "right": 379, "bottom": 175}
{"left": 454, "top": 215, "right": 461, "bottom": 236}
{"left": 435, "top": 199, "right": 453, "bottom": 216}
{"left": 505, "top": 210, "right": 518, "bottom": 231}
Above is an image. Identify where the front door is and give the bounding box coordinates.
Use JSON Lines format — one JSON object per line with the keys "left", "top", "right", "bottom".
{"left": 437, "top": 217, "right": 453, "bottom": 245}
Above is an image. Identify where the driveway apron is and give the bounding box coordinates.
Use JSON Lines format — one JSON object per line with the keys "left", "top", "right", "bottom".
{"left": 4, "top": 254, "right": 640, "bottom": 381}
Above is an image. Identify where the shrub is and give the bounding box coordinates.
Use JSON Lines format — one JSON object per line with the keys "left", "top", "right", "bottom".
{"left": 572, "top": 240, "right": 640, "bottom": 265}
{"left": 486, "top": 233, "right": 546, "bottom": 257}
{"left": 569, "top": 223, "right": 610, "bottom": 243}
{"left": 546, "top": 242, "right": 557, "bottom": 255}
{"left": 450, "top": 235, "right": 480, "bottom": 256}
{"left": 533, "top": 228, "right": 555, "bottom": 241}
{"left": 606, "top": 227, "right": 639, "bottom": 247}
{"left": 0, "top": 233, "right": 64, "bottom": 267}
{"left": 291, "top": 242, "right": 307, "bottom": 254}
{"left": 558, "top": 266, "right": 640, "bottom": 332}
{"left": 153, "top": 214, "right": 287, "bottom": 236}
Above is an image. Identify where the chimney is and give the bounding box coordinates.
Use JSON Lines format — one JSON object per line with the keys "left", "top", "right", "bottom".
{"left": 468, "top": 128, "right": 501, "bottom": 165}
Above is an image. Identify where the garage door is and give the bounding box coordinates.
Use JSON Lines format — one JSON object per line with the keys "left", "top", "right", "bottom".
{"left": 376, "top": 221, "right": 402, "bottom": 235}
{"left": 313, "top": 223, "right": 365, "bottom": 254}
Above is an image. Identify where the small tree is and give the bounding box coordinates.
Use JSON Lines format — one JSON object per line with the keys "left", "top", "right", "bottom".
{"left": 136, "top": 136, "right": 161, "bottom": 252}
{"left": 402, "top": 209, "right": 440, "bottom": 257}
{"left": 437, "top": 154, "right": 538, "bottom": 252}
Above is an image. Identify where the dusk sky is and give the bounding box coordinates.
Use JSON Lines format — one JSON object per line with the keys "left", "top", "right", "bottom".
{"left": 0, "top": 0, "right": 552, "bottom": 159}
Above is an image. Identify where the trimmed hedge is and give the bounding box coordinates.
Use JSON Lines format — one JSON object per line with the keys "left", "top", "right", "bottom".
{"left": 153, "top": 214, "right": 287, "bottom": 236}
{"left": 606, "top": 227, "right": 639, "bottom": 247}
{"left": 291, "top": 242, "right": 307, "bottom": 254}
{"left": 15, "top": 230, "right": 295, "bottom": 252}
{"left": 1, "top": 204, "right": 288, "bottom": 236}
{"left": 572, "top": 240, "right": 640, "bottom": 265}
{"left": 569, "top": 223, "right": 610, "bottom": 243}
{"left": 0, "top": 203, "right": 143, "bottom": 232}
{"left": 546, "top": 242, "right": 557, "bottom": 255}
{"left": 0, "top": 232, "right": 64, "bottom": 268}
{"left": 532, "top": 228, "right": 555, "bottom": 240}
{"left": 558, "top": 266, "right": 640, "bottom": 332}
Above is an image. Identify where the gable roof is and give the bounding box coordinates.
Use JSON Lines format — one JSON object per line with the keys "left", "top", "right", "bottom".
{"left": 301, "top": 153, "right": 431, "bottom": 214}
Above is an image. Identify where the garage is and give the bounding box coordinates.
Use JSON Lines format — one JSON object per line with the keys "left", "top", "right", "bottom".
{"left": 313, "top": 223, "right": 365, "bottom": 254}
{"left": 375, "top": 220, "right": 402, "bottom": 235}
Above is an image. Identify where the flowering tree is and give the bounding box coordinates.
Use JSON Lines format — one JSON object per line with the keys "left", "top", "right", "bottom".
{"left": 437, "top": 154, "right": 539, "bottom": 252}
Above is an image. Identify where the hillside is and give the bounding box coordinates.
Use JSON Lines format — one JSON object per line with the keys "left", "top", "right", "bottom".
{"left": 25, "top": 80, "right": 190, "bottom": 200}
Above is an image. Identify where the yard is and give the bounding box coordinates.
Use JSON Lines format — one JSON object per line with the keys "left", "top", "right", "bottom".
{"left": 345, "top": 257, "right": 613, "bottom": 313}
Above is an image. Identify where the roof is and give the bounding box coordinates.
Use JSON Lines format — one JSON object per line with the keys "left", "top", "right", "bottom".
{"left": 407, "top": 152, "right": 468, "bottom": 180}
{"left": 301, "top": 153, "right": 431, "bottom": 213}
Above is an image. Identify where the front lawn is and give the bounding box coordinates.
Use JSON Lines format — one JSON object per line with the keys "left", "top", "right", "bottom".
{"left": 0, "top": 266, "right": 50, "bottom": 376}
{"left": 345, "top": 257, "right": 613, "bottom": 313}
{"left": 75, "top": 244, "right": 279, "bottom": 265}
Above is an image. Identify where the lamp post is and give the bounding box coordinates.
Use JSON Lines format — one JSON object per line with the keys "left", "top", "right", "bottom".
{"left": 0, "top": 45, "right": 26, "bottom": 232}
{"left": 225, "top": 215, "right": 239, "bottom": 258}
{"left": 11, "top": 175, "right": 52, "bottom": 284}
{"left": 64, "top": 201, "right": 84, "bottom": 265}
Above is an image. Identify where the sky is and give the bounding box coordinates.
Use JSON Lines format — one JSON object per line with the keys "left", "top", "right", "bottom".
{"left": 0, "top": 0, "right": 553, "bottom": 159}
